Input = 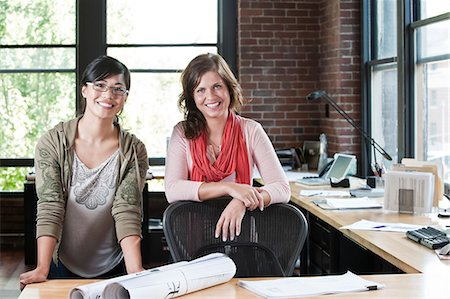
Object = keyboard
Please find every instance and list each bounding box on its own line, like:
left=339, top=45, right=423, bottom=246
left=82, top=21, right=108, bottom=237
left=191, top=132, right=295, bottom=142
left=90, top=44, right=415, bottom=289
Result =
left=406, top=226, right=450, bottom=249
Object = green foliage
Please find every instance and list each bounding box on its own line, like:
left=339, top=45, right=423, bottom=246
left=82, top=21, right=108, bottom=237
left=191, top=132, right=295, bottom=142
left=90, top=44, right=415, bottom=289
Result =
left=0, top=0, right=75, bottom=191
left=0, top=168, right=29, bottom=191
left=0, top=1, right=8, bottom=39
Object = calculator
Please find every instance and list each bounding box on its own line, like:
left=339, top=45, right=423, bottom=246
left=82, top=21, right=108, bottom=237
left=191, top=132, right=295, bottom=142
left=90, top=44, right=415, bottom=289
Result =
left=406, top=226, right=450, bottom=249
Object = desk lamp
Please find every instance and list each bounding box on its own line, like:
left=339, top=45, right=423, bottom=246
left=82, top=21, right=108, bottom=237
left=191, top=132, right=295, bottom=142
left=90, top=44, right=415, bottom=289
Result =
left=306, top=90, right=392, bottom=177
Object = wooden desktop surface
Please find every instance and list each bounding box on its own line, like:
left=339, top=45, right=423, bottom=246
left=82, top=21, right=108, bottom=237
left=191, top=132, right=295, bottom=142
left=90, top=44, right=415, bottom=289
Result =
left=20, top=173, right=450, bottom=298
left=289, top=180, right=450, bottom=275
left=18, top=274, right=450, bottom=299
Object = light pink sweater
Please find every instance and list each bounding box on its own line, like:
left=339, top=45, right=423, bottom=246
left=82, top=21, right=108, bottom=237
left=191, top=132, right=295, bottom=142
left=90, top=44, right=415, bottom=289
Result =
left=164, top=116, right=291, bottom=204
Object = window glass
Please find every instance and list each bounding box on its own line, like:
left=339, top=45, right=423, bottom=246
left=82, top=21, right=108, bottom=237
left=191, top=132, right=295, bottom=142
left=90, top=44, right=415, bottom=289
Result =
left=416, top=20, right=450, bottom=60
left=0, top=73, right=76, bottom=159
left=108, top=46, right=217, bottom=70
left=375, top=0, right=397, bottom=59
left=107, top=0, right=219, bottom=158
left=0, top=48, right=75, bottom=70
left=0, top=0, right=75, bottom=44
left=107, top=0, right=218, bottom=44
left=371, top=64, right=398, bottom=170
left=0, top=0, right=76, bottom=191
left=0, top=0, right=222, bottom=191
left=120, top=73, right=183, bottom=157
left=415, top=60, right=450, bottom=183
left=419, top=0, right=450, bottom=19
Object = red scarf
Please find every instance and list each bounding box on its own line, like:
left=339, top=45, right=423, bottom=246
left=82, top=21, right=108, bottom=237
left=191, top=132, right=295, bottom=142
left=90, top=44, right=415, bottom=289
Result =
left=190, top=112, right=251, bottom=184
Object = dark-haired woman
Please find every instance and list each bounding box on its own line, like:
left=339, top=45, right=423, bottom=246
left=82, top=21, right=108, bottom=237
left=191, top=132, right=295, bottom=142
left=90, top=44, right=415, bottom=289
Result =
left=165, top=53, right=290, bottom=242
left=20, top=55, right=148, bottom=289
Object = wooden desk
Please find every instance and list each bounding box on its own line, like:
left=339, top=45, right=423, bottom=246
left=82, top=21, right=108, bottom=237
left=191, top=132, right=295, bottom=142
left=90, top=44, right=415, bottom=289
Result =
left=18, top=273, right=450, bottom=298
left=290, top=181, right=450, bottom=275
left=148, top=165, right=165, bottom=180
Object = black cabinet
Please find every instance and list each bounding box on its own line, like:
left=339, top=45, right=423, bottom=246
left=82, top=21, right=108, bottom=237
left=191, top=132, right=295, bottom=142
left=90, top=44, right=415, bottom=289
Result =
left=308, top=214, right=340, bottom=274
left=24, top=181, right=37, bottom=265
left=141, top=184, right=170, bottom=265
left=297, top=206, right=403, bottom=275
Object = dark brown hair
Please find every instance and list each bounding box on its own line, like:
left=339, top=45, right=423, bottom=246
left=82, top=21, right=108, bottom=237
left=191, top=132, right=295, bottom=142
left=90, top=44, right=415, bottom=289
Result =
left=78, top=55, right=130, bottom=116
left=178, top=53, right=243, bottom=139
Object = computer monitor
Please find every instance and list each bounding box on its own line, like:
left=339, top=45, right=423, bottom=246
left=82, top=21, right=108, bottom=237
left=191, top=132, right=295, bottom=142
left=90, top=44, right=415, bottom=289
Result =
left=325, top=153, right=356, bottom=180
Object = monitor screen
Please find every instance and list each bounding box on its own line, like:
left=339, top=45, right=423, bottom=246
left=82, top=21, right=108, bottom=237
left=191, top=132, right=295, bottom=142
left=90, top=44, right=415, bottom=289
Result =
left=326, top=154, right=355, bottom=180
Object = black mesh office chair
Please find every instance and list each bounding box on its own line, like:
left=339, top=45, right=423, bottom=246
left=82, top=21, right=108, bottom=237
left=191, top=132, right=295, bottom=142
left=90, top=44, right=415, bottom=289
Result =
left=163, top=197, right=308, bottom=277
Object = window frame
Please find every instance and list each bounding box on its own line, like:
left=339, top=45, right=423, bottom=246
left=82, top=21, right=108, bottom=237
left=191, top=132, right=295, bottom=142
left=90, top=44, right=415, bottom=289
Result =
left=362, top=0, right=450, bottom=186
left=0, top=0, right=236, bottom=172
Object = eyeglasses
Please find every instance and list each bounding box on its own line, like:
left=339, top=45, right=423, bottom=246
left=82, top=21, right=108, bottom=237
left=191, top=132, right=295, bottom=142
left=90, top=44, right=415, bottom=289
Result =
left=86, top=82, right=129, bottom=96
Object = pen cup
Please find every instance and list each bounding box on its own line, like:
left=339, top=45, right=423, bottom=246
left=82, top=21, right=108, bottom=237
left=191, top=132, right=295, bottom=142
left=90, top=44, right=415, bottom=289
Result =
left=367, top=176, right=384, bottom=188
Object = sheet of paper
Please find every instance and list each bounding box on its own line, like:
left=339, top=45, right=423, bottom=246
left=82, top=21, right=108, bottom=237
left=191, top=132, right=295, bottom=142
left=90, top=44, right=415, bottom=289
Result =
left=340, top=219, right=425, bottom=232
left=384, top=170, right=434, bottom=213
left=238, top=271, right=384, bottom=299
left=300, top=190, right=350, bottom=197
left=324, top=197, right=382, bottom=209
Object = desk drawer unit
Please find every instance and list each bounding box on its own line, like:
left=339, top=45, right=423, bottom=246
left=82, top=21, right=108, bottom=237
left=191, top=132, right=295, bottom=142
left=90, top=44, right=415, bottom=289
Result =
left=308, top=214, right=339, bottom=274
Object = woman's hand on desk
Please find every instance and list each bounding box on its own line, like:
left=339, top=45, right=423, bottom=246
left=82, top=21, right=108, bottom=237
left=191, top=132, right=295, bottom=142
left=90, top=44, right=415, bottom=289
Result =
left=19, top=266, right=48, bottom=290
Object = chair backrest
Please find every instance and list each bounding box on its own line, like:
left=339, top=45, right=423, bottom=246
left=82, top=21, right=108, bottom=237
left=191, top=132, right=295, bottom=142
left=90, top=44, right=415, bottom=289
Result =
left=163, top=198, right=308, bottom=277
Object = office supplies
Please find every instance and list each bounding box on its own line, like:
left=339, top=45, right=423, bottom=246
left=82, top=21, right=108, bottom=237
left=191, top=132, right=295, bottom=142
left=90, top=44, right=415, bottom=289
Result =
left=238, top=271, right=384, bottom=299
left=290, top=147, right=306, bottom=170
left=384, top=171, right=434, bottom=214
left=297, top=153, right=356, bottom=186
left=300, top=190, right=350, bottom=197
left=312, top=197, right=382, bottom=210
left=393, top=159, right=443, bottom=207
left=317, top=133, right=328, bottom=173
left=330, top=177, right=350, bottom=187
left=438, top=193, right=450, bottom=217
left=306, top=90, right=392, bottom=177
left=366, top=176, right=384, bottom=188
left=275, top=148, right=296, bottom=167
left=406, top=226, right=450, bottom=249
left=438, top=243, right=450, bottom=255
left=340, top=219, right=424, bottom=232
left=350, top=187, right=384, bottom=198
left=303, top=140, right=321, bottom=170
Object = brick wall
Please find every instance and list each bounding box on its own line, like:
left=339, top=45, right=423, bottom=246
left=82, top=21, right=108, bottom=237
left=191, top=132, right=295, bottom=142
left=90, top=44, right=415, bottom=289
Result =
left=238, top=0, right=361, bottom=160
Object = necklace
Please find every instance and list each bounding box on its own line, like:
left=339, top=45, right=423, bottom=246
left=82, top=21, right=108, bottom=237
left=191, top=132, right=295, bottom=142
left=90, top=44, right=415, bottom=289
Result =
left=209, top=139, right=221, bottom=154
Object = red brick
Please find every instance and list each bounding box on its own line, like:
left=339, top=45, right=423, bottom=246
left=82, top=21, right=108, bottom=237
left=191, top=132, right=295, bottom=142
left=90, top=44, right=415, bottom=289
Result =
left=238, top=0, right=361, bottom=151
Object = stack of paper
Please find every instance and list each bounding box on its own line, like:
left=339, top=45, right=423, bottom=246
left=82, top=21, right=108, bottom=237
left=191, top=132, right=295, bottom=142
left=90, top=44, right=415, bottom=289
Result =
left=312, top=197, right=382, bottom=210
left=238, top=271, right=384, bottom=298
left=340, top=219, right=425, bottom=232
left=384, top=170, right=434, bottom=213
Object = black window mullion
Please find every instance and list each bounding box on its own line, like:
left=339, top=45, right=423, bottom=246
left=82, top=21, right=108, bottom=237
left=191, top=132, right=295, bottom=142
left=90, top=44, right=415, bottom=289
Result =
left=404, top=0, right=415, bottom=158
left=218, top=0, right=237, bottom=76
left=76, top=0, right=107, bottom=114
left=361, top=0, right=372, bottom=176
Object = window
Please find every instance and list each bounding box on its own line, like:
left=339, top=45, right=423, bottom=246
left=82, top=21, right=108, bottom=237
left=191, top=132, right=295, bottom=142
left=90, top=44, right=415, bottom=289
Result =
left=363, top=1, right=450, bottom=184
left=363, top=0, right=398, bottom=174
left=106, top=0, right=218, bottom=157
left=0, top=0, right=235, bottom=191
left=0, top=0, right=76, bottom=190
left=414, top=17, right=450, bottom=182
